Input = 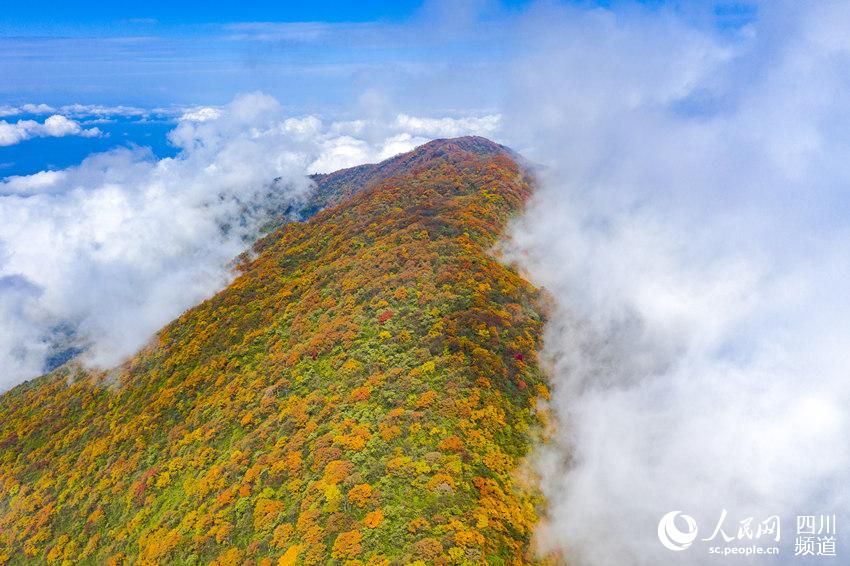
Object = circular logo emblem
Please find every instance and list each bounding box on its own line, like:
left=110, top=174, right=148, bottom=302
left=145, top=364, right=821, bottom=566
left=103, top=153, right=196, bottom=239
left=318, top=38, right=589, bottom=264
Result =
left=658, top=511, right=698, bottom=551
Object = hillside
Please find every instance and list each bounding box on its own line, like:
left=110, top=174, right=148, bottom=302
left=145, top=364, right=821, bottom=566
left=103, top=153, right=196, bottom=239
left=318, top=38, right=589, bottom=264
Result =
left=0, top=139, right=550, bottom=565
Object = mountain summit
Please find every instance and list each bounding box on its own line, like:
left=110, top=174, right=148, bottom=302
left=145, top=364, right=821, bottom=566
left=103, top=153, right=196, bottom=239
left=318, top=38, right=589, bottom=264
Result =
left=0, top=138, right=550, bottom=564
left=306, top=136, right=517, bottom=212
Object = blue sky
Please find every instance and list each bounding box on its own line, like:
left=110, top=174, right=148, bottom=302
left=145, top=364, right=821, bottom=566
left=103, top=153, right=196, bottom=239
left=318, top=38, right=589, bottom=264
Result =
left=0, top=0, right=542, bottom=175
left=0, top=0, right=757, bottom=177
left=1, top=1, right=447, bottom=27
left=0, top=1, right=527, bottom=109
left=0, top=1, right=753, bottom=108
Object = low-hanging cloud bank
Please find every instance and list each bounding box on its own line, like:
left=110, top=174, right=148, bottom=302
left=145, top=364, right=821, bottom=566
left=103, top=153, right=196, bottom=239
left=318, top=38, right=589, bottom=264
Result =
left=0, top=94, right=313, bottom=387
left=0, top=92, right=500, bottom=390
left=501, top=2, right=850, bottom=564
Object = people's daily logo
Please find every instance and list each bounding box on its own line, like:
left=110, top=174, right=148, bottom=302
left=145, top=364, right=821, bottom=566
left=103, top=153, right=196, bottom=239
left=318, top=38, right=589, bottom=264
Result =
left=657, top=511, right=698, bottom=551
left=657, top=510, right=837, bottom=558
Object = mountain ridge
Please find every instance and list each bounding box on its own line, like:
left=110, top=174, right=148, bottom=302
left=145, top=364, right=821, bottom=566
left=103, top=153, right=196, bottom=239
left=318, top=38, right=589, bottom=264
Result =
left=0, top=137, right=551, bottom=565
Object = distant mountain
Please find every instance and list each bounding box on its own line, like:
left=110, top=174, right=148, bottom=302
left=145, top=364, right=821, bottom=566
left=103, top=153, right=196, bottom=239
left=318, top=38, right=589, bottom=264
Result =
left=0, top=138, right=550, bottom=564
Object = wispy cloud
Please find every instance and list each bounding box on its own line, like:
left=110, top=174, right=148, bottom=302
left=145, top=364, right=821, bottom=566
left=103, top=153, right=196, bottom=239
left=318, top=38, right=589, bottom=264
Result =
left=125, top=18, right=158, bottom=26
left=0, top=102, right=155, bottom=119
left=221, top=21, right=343, bottom=42
left=0, top=103, right=56, bottom=116
left=58, top=103, right=150, bottom=118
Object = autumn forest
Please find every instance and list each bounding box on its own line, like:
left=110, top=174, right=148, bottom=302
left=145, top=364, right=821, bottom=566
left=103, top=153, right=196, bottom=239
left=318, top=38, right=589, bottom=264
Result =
left=0, top=138, right=554, bottom=565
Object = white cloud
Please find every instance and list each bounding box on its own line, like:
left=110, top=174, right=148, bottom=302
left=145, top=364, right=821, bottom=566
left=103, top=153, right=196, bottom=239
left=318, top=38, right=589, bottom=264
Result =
left=22, top=103, right=57, bottom=114
left=0, top=102, right=166, bottom=120
left=42, top=115, right=97, bottom=137
left=0, top=170, right=67, bottom=195
left=308, top=113, right=501, bottom=172
left=378, top=133, right=426, bottom=161
left=178, top=106, right=223, bottom=122
left=395, top=113, right=500, bottom=138
left=307, top=135, right=372, bottom=173
left=499, top=3, right=850, bottom=564
left=0, top=103, right=56, bottom=117
left=0, top=94, right=312, bottom=388
left=58, top=103, right=149, bottom=118
left=0, top=93, right=498, bottom=390
left=0, top=276, right=50, bottom=383
left=0, top=115, right=101, bottom=146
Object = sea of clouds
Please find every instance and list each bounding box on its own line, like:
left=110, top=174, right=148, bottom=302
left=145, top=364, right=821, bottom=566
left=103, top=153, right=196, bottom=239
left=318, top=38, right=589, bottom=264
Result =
left=500, top=1, right=850, bottom=564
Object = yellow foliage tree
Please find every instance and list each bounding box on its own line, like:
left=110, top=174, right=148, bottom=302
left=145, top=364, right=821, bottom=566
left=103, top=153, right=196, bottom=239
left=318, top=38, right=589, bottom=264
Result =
left=331, top=530, right=363, bottom=559
left=347, top=483, right=373, bottom=508
left=363, top=509, right=384, bottom=528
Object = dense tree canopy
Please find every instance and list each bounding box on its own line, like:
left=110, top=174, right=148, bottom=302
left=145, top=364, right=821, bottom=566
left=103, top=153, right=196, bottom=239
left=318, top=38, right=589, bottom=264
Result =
left=0, top=138, right=551, bottom=564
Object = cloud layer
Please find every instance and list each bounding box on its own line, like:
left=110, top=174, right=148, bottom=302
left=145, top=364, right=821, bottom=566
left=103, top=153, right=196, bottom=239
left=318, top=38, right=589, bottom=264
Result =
left=0, top=92, right=501, bottom=389
left=0, top=115, right=101, bottom=146
left=500, top=2, right=850, bottom=564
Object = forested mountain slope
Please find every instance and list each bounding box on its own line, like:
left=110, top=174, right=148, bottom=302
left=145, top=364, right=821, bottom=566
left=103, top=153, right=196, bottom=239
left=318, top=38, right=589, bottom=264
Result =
left=0, top=138, right=550, bottom=565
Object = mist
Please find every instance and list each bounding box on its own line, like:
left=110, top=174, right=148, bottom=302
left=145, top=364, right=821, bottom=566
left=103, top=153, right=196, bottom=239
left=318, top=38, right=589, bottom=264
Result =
left=500, top=2, right=850, bottom=564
